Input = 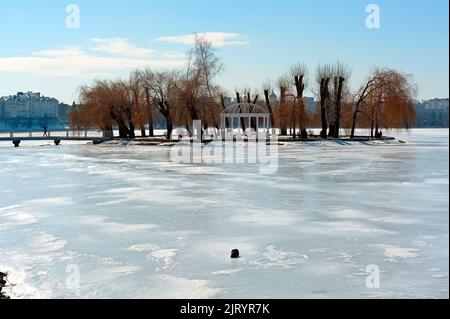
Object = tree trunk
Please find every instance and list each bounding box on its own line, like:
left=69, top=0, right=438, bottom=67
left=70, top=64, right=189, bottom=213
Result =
left=145, top=88, right=155, bottom=137
left=350, top=105, right=359, bottom=139
left=110, top=107, right=129, bottom=138
left=236, top=92, right=246, bottom=132
left=375, top=106, right=381, bottom=138
left=320, top=78, right=330, bottom=139
left=333, top=77, right=345, bottom=138
left=294, top=75, right=308, bottom=139
left=126, top=107, right=135, bottom=139
left=328, top=124, right=335, bottom=138
left=166, top=113, right=173, bottom=140
left=280, top=87, right=287, bottom=136
left=264, top=90, right=275, bottom=128
left=220, top=95, right=230, bottom=128
left=117, top=120, right=129, bottom=138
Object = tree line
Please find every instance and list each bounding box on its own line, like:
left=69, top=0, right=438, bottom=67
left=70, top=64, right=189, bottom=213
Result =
left=71, top=35, right=417, bottom=140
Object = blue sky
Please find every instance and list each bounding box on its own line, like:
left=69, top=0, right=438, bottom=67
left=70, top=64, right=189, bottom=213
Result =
left=0, top=0, right=448, bottom=103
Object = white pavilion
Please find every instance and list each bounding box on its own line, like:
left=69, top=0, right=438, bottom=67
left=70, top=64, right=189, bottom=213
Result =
left=220, top=102, right=272, bottom=139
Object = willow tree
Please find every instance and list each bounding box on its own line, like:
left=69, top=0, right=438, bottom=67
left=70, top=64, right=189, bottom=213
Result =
left=351, top=68, right=416, bottom=139
left=127, top=72, right=148, bottom=137
left=73, top=80, right=136, bottom=138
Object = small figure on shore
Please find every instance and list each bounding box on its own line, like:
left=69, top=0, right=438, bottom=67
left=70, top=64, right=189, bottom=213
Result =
left=231, top=249, right=240, bottom=259
left=43, top=125, right=48, bottom=138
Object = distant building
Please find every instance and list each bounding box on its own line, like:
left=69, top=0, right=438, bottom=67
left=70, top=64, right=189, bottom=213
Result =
left=415, top=98, right=449, bottom=128
left=223, top=96, right=233, bottom=107
left=303, top=97, right=316, bottom=112
left=0, top=92, right=59, bottom=119
left=58, top=102, right=77, bottom=122
left=418, top=98, right=449, bottom=110
left=0, top=92, right=72, bottom=130
left=269, top=90, right=278, bottom=103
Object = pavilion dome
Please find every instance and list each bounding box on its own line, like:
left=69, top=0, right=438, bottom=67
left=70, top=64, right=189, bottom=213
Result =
left=222, top=102, right=268, bottom=114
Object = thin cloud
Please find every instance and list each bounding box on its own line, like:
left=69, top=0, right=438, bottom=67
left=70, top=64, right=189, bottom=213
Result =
left=156, top=32, right=250, bottom=47
left=91, top=38, right=156, bottom=58
left=0, top=42, right=185, bottom=77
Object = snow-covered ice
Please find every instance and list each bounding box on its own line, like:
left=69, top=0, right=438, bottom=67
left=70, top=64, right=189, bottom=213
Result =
left=0, top=129, right=448, bottom=299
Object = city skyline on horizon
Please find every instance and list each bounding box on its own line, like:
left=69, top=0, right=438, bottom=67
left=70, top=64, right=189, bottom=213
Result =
left=0, top=0, right=448, bottom=104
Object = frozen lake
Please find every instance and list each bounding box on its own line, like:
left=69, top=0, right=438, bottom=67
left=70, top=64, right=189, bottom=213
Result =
left=0, top=129, right=448, bottom=299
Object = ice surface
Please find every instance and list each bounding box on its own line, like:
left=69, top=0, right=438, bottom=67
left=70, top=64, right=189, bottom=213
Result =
left=0, top=129, right=448, bottom=299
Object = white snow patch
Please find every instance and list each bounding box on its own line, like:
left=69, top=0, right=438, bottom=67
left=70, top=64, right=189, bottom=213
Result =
left=149, top=249, right=178, bottom=270
left=425, top=178, right=449, bottom=185
left=383, top=245, right=420, bottom=262
left=31, top=232, right=68, bottom=253
left=143, top=275, right=223, bottom=299
left=212, top=269, right=243, bottom=276
left=230, top=210, right=302, bottom=226
left=79, top=215, right=157, bottom=233
left=0, top=205, right=26, bottom=213
left=28, top=197, right=74, bottom=205
left=412, top=241, right=427, bottom=247
left=7, top=212, right=39, bottom=224
left=370, top=216, right=420, bottom=225
left=0, top=211, right=39, bottom=231
left=250, top=245, right=309, bottom=269
left=308, top=221, right=394, bottom=235
left=127, top=243, right=159, bottom=252
left=328, top=209, right=371, bottom=219
left=108, top=266, right=141, bottom=275
left=127, top=243, right=178, bottom=269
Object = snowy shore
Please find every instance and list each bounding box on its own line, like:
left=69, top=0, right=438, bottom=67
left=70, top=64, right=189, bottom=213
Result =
left=97, top=135, right=400, bottom=147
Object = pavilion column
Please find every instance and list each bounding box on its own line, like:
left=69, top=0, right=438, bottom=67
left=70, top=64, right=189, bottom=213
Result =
left=221, top=116, right=225, bottom=137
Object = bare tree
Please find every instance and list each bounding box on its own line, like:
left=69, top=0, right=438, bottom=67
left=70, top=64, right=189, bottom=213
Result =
left=329, top=62, right=351, bottom=138
left=351, top=68, right=416, bottom=139
left=193, top=34, right=224, bottom=103
left=129, top=71, right=147, bottom=137
left=277, top=76, right=290, bottom=136
left=316, top=64, right=333, bottom=138
left=139, top=69, right=179, bottom=139
left=290, top=64, right=309, bottom=139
